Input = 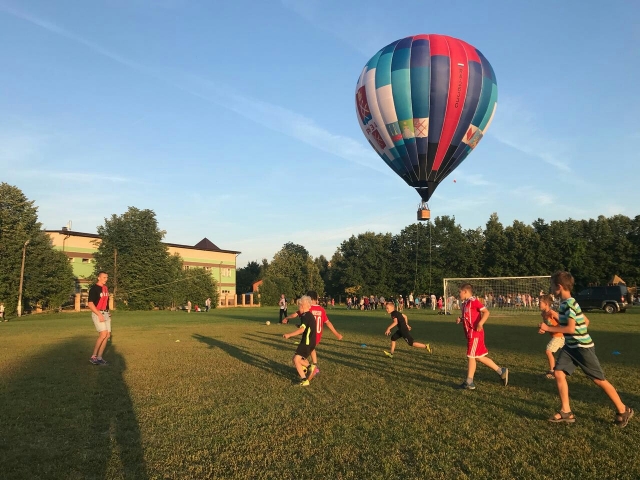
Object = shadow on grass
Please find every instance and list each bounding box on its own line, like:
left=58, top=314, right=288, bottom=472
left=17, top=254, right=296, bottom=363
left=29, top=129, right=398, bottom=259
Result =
left=243, top=331, right=638, bottom=421
left=191, top=333, right=292, bottom=380
left=1, top=338, right=147, bottom=480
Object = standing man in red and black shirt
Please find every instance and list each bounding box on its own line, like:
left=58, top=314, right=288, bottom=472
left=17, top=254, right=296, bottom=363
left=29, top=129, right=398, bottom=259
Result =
left=89, top=271, right=111, bottom=365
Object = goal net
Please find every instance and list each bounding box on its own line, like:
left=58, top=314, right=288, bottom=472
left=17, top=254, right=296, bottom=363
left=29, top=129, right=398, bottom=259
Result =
left=443, top=276, right=551, bottom=314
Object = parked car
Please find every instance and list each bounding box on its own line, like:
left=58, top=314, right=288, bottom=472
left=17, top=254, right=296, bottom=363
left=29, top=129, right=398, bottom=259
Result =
left=574, top=285, right=629, bottom=314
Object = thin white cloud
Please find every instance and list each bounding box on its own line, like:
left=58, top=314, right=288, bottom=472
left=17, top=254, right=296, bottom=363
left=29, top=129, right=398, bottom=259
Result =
left=231, top=215, right=397, bottom=264
left=489, top=96, right=572, bottom=172
left=455, top=173, right=493, bottom=186
left=510, top=186, right=554, bottom=207
left=174, top=74, right=390, bottom=175
left=1, top=4, right=386, bottom=176
left=0, top=4, right=149, bottom=73
left=13, top=169, right=135, bottom=184
left=51, top=172, right=134, bottom=183
left=602, top=203, right=627, bottom=216
left=280, top=0, right=391, bottom=57
left=430, top=192, right=493, bottom=213
left=0, top=131, right=49, bottom=166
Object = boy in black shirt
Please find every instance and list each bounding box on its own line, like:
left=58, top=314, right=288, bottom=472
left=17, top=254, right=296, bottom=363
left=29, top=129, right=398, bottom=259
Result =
left=384, top=301, right=431, bottom=357
left=283, top=296, right=317, bottom=386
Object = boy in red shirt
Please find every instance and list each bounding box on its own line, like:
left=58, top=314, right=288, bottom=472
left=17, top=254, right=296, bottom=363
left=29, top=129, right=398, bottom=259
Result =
left=457, top=284, right=508, bottom=390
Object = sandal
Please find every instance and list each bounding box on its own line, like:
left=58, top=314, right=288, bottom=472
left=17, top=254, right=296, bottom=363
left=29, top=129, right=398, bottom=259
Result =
left=615, top=407, right=634, bottom=428
left=545, top=371, right=555, bottom=379
left=549, top=411, right=576, bottom=423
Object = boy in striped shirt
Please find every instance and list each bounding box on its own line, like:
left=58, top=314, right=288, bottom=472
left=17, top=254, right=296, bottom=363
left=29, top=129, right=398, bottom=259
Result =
left=539, top=271, right=633, bottom=427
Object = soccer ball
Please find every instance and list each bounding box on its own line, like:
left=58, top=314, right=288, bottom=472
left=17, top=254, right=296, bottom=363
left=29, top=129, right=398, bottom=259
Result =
left=265, top=321, right=271, bottom=326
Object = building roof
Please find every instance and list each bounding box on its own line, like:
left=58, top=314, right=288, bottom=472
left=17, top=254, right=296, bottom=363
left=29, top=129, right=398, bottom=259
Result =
left=194, top=237, right=220, bottom=251
left=47, top=229, right=100, bottom=239
left=46, top=230, right=241, bottom=255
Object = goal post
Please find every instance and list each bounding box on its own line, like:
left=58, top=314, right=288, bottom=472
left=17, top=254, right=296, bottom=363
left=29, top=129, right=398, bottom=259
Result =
left=443, top=276, right=551, bottom=314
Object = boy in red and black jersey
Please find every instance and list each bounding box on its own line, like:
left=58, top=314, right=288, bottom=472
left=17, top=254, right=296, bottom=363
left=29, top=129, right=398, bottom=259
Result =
left=88, top=271, right=111, bottom=365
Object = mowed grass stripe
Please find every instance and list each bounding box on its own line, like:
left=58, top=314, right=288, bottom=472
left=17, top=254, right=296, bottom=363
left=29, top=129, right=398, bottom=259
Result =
left=1, top=308, right=639, bottom=479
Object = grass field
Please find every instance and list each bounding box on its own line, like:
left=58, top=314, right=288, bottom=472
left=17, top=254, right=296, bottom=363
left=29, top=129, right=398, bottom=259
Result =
left=1, top=306, right=639, bottom=479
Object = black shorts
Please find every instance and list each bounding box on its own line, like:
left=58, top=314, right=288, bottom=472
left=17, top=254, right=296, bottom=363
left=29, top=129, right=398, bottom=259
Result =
left=554, top=346, right=605, bottom=381
left=295, top=343, right=315, bottom=359
left=391, top=328, right=414, bottom=346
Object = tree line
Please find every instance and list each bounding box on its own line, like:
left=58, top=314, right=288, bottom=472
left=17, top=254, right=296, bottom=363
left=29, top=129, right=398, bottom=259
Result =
left=239, top=213, right=640, bottom=304
left=2, top=182, right=637, bottom=312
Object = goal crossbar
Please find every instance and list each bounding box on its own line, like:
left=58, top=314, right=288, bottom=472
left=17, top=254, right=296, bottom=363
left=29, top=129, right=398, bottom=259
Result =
left=443, top=275, right=551, bottom=314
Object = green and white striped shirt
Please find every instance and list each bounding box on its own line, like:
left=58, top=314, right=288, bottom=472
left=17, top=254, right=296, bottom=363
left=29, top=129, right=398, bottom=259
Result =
left=558, top=297, right=593, bottom=348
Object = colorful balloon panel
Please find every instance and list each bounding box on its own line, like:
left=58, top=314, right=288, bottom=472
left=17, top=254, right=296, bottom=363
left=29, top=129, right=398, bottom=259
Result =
left=355, top=34, right=498, bottom=202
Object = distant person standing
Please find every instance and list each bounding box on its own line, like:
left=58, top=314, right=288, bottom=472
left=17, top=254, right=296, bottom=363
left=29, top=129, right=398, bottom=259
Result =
left=431, top=294, right=437, bottom=311
left=89, top=271, right=111, bottom=366
left=205, top=297, right=211, bottom=312
left=0, top=302, right=5, bottom=321
left=279, top=294, right=288, bottom=323
left=187, top=300, right=192, bottom=313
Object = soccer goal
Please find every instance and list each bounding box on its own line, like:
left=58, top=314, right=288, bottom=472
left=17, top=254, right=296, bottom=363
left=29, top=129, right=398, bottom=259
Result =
left=443, top=276, right=551, bottom=314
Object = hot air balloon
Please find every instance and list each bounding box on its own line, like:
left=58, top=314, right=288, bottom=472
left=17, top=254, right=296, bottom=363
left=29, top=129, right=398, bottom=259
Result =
left=355, top=34, right=497, bottom=220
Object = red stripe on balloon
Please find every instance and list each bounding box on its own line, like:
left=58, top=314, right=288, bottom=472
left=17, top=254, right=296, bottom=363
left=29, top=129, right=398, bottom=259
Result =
left=432, top=37, right=469, bottom=171
left=428, top=34, right=449, bottom=56
left=460, top=39, right=481, bottom=64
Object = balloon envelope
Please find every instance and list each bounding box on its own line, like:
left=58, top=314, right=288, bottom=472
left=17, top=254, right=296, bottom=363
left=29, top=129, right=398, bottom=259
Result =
left=355, top=34, right=497, bottom=202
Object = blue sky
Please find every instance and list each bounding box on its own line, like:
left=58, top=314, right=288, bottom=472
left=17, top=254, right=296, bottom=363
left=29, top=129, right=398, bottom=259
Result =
left=2, top=0, right=639, bottom=267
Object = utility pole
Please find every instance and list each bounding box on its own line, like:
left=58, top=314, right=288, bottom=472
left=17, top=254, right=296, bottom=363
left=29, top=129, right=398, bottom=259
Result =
left=17, top=239, right=30, bottom=317
left=113, top=248, right=118, bottom=309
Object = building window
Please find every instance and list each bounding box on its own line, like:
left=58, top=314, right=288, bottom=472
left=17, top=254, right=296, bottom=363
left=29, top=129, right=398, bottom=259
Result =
left=184, top=265, right=190, bottom=270
left=222, top=268, right=231, bottom=277
left=68, top=258, right=74, bottom=263
left=82, top=258, right=90, bottom=263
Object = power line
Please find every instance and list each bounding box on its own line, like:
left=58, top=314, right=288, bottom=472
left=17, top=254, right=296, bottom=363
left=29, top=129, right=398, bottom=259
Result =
left=113, top=269, right=216, bottom=299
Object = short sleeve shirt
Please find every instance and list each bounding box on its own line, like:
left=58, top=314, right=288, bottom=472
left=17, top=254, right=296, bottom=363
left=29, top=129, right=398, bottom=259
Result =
left=88, top=283, right=109, bottom=311
left=310, top=305, right=329, bottom=344
left=461, top=297, right=485, bottom=335
left=299, top=311, right=318, bottom=347
left=558, top=297, right=593, bottom=348
left=391, top=310, right=408, bottom=331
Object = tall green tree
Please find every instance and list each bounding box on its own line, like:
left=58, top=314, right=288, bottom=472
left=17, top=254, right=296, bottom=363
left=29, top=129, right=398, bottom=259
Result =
left=483, top=213, right=509, bottom=276
left=314, top=255, right=335, bottom=296
left=503, top=220, right=540, bottom=276
left=175, top=267, right=219, bottom=308
left=236, top=260, right=262, bottom=294
left=392, top=223, right=430, bottom=296
left=331, top=232, right=394, bottom=297
left=94, top=207, right=174, bottom=310
left=260, top=243, right=324, bottom=305
left=0, top=183, right=75, bottom=314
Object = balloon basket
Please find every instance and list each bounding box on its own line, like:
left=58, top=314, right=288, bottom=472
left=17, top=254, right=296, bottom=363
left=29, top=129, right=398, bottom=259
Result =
left=417, top=207, right=431, bottom=221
